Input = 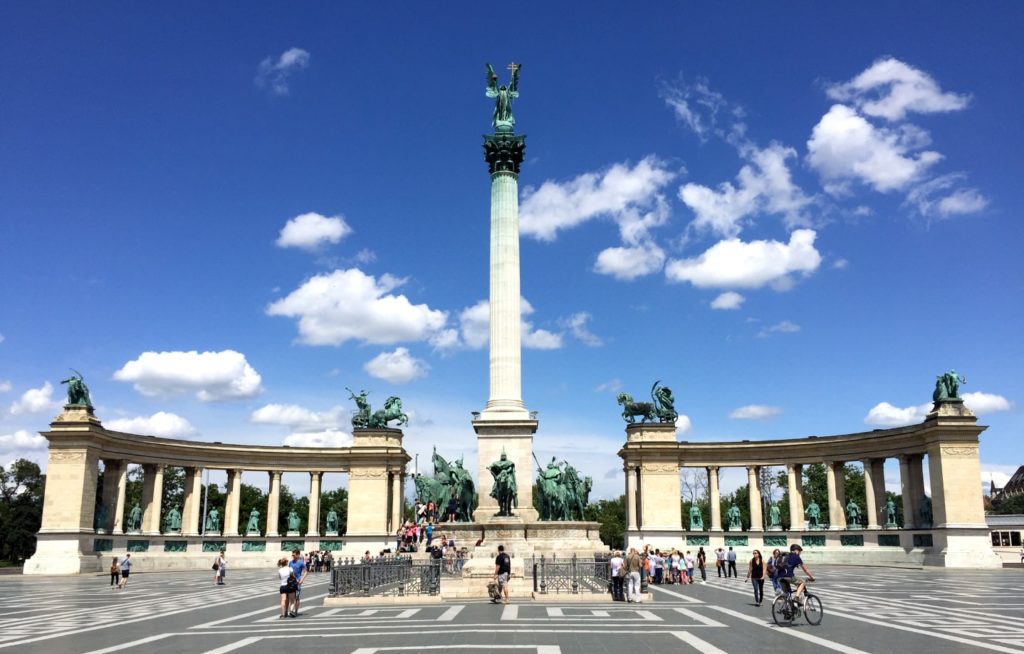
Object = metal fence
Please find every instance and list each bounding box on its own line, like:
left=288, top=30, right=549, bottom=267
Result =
left=530, top=554, right=612, bottom=595
left=329, top=556, right=442, bottom=597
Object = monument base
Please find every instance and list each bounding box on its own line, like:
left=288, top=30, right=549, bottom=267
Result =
left=768, top=526, right=784, bottom=531
left=325, top=531, right=339, bottom=537
left=472, top=417, right=539, bottom=523
left=205, top=531, right=222, bottom=537
left=286, top=531, right=301, bottom=537
left=246, top=530, right=261, bottom=537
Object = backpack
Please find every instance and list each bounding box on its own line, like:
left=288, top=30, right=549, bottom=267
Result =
left=774, top=553, right=788, bottom=573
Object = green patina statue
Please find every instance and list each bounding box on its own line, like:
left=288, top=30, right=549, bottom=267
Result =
left=689, top=504, right=704, bottom=531
left=726, top=504, right=742, bottom=530
left=845, top=500, right=861, bottom=526
left=246, top=508, right=260, bottom=534
left=919, top=495, right=933, bottom=526
left=127, top=503, right=142, bottom=532
left=205, top=507, right=221, bottom=532
left=617, top=381, right=679, bottom=424
left=933, top=370, right=966, bottom=403
left=326, top=508, right=339, bottom=533
left=287, top=510, right=301, bottom=532
left=535, top=456, right=591, bottom=521
left=489, top=450, right=517, bottom=517
left=769, top=503, right=782, bottom=528
left=164, top=504, right=182, bottom=532
left=348, top=388, right=409, bottom=429
left=805, top=500, right=822, bottom=528
left=885, top=498, right=898, bottom=527
left=61, top=369, right=92, bottom=407
left=94, top=501, right=108, bottom=531
left=486, top=62, right=520, bottom=132
left=414, top=448, right=476, bottom=521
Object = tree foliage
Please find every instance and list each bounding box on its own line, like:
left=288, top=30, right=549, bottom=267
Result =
left=991, top=494, right=1024, bottom=514
left=0, top=459, right=45, bottom=563
left=584, top=495, right=625, bottom=550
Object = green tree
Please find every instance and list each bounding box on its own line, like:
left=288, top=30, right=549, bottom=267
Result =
left=584, top=495, right=625, bottom=549
left=0, top=459, right=45, bottom=563
left=991, top=494, right=1024, bottom=514
left=320, top=488, right=348, bottom=535
left=721, top=485, right=750, bottom=530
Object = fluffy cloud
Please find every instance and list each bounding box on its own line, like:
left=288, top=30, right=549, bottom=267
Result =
left=282, top=430, right=352, bottom=448
left=729, top=404, right=782, bottom=420
left=267, top=268, right=448, bottom=346
left=106, top=412, right=197, bottom=438
left=962, top=392, right=1012, bottom=414
left=665, top=229, right=821, bottom=290
left=276, top=212, right=352, bottom=250
left=559, top=313, right=602, bottom=347
left=826, top=57, right=970, bottom=122
left=864, top=401, right=931, bottom=427
left=662, top=78, right=732, bottom=142
left=595, top=379, right=624, bottom=393
left=594, top=242, right=666, bottom=280
left=251, top=403, right=345, bottom=430
left=519, top=157, right=675, bottom=242
left=0, top=430, right=46, bottom=452
left=904, top=173, right=989, bottom=218
left=0, top=380, right=11, bottom=393
left=711, top=291, right=744, bottom=310
left=757, top=320, right=801, bottom=337
left=254, top=47, right=310, bottom=96
left=113, top=350, right=263, bottom=401
left=680, top=143, right=812, bottom=236
left=363, top=348, right=429, bottom=384
left=807, top=104, right=942, bottom=193
left=440, top=298, right=564, bottom=351
left=675, top=414, right=693, bottom=435
left=9, top=382, right=60, bottom=415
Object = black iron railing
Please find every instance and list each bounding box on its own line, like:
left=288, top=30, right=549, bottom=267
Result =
left=531, top=554, right=611, bottom=595
left=329, top=556, right=442, bottom=597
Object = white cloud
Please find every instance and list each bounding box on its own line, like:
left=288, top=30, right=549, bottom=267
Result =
left=282, top=430, right=352, bottom=448
left=0, top=430, right=46, bottom=453
left=275, top=212, right=352, bottom=250
left=826, top=57, right=970, bottom=122
left=711, top=291, right=744, bottom=310
left=519, top=156, right=675, bottom=242
left=905, top=173, right=989, bottom=218
left=522, top=328, right=564, bottom=350
left=675, top=414, right=693, bottom=435
left=267, top=268, right=448, bottom=346
left=661, top=78, right=731, bottom=142
left=9, top=382, right=60, bottom=415
left=757, top=320, right=801, bottom=337
left=106, top=412, right=197, bottom=438
left=680, top=143, right=813, bottom=237
left=665, top=229, right=822, bottom=290
left=833, top=258, right=849, bottom=270
left=363, top=348, right=429, bottom=384
left=864, top=401, right=931, bottom=427
left=440, top=298, right=564, bottom=351
left=353, top=249, right=377, bottom=265
left=962, top=392, right=1012, bottom=415
left=254, top=47, right=310, bottom=96
left=729, top=404, right=782, bottom=420
left=0, top=380, right=11, bottom=393
left=251, top=403, right=345, bottom=430
left=983, top=464, right=1019, bottom=491
left=595, top=379, right=624, bottom=393
left=807, top=104, right=942, bottom=193
left=560, top=312, right=602, bottom=347
left=0, top=333, right=4, bottom=344
left=594, top=241, right=666, bottom=280
left=113, top=350, right=263, bottom=401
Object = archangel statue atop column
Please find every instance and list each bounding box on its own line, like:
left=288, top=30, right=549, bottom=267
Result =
left=486, top=62, right=520, bottom=132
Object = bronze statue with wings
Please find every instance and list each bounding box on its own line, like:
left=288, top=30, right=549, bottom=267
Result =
left=486, top=62, right=520, bottom=131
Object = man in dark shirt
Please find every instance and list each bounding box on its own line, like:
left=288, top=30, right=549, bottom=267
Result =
left=778, top=544, right=815, bottom=603
left=494, top=545, right=511, bottom=604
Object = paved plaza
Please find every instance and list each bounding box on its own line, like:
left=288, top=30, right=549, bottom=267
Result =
left=0, top=565, right=1020, bottom=654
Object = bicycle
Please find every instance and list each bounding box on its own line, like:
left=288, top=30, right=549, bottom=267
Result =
left=771, top=580, right=823, bottom=626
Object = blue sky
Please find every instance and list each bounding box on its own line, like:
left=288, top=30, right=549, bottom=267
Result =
left=2, top=2, right=1021, bottom=500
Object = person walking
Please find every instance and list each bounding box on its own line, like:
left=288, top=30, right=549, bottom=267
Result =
left=697, top=547, right=707, bottom=583
left=109, top=556, right=120, bottom=588
left=651, top=549, right=664, bottom=584
left=715, top=547, right=725, bottom=577
left=625, top=547, right=643, bottom=603
left=746, top=549, right=766, bottom=606
left=288, top=549, right=308, bottom=616
left=215, top=550, right=227, bottom=585
left=277, top=558, right=297, bottom=619
left=726, top=547, right=738, bottom=578
left=684, top=551, right=695, bottom=584
left=609, top=550, right=625, bottom=601
left=493, top=545, right=511, bottom=604
left=767, top=548, right=784, bottom=596
left=117, top=553, right=132, bottom=589
left=669, top=550, right=681, bottom=584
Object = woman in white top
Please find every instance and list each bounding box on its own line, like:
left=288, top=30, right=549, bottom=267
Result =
left=670, top=551, right=681, bottom=584
left=277, top=558, right=296, bottom=618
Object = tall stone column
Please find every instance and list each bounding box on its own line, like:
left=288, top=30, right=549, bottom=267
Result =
left=390, top=471, right=403, bottom=533
left=625, top=465, right=638, bottom=530
left=708, top=466, right=722, bottom=531
left=266, top=471, right=282, bottom=537
left=862, top=458, right=880, bottom=529
left=787, top=464, right=802, bottom=530
left=100, top=459, right=123, bottom=532
left=112, top=462, right=128, bottom=534
left=140, top=464, right=164, bottom=535
left=224, top=469, right=242, bottom=537
left=182, top=467, right=202, bottom=536
left=909, top=454, right=927, bottom=525
left=747, top=466, right=763, bottom=531
left=307, top=472, right=322, bottom=537
left=825, top=461, right=842, bottom=530
left=899, top=455, right=917, bottom=529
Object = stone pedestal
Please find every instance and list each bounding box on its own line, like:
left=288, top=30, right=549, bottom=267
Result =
left=286, top=531, right=300, bottom=537
left=472, top=418, right=539, bottom=522
left=205, top=531, right=222, bottom=537
left=325, top=531, right=339, bottom=537
left=246, top=530, right=261, bottom=537
left=768, top=526, right=783, bottom=532
left=165, top=529, right=182, bottom=536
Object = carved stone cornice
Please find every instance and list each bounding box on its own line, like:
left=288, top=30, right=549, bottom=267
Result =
left=483, top=133, right=526, bottom=174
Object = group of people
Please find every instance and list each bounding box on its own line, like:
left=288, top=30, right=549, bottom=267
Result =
left=302, top=550, right=335, bottom=573
left=107, top=553, right=132, bottom=589
left=744, top=545, right=815, bottom=607
left=275, top=549, right=310, bottom=619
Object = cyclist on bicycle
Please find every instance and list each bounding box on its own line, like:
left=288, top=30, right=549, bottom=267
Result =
left=778, top=544, right=815, bottom=604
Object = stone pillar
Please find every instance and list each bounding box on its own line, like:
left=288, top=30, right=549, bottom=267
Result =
left=826, top=462, right=846, bottom=530
left=708, top=466, right=722, bottom=531
left=266, top=471, right=282, bottom=537
left=182, top=467, right=202, bottom=536
left=140, top=464, right=164, bottom=535
left=100, top=459, right=123, bottom=532
left=625, top=464, right=638, bottom=530
left=479, top=132, right=529, bottom=421
left=909, top=454, right=927, bottom=525
left=307, top=471, right=322, bottom=537
left=794, top=464, right=805, bottom=525
left=39, top=446, right=102, bottom=533
left=390, top=470, right=403, bottom=533
left=472, top=418, right=539, bottom=521
left=224, top=469, right=242, bottom=537
left=787, top=464, right=802, bottom=530
left=346, top=429, right=409, bottom=548
left=899, top=455, right=917, bottom=529
left=747, top=466, right=763, bottom=532
left=863, top=458, right=880, bottom=529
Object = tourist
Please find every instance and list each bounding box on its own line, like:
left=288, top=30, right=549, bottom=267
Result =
left=625, top=547, right=643, bottom=603
left=697, top=546, right=707, bottom=583
left=277, top=558, right=297, bottom=619
left=289, top=548, right=308, bottom=617
left=109, top=556, right=119, bottom=588
left=215, top=549, right=227, bottom=585
left=493, top=545, right=511, bottom=604
left=726, top=547, right=737, bottom=577
left=426, top=522, right=434, bottom=548
left=651, top=549, right=664, bottom=584
left=684, top=550, right=695, bottom=584
left=445, top=496, right=457, bottom=522
left=767, top=548, right=784, bottom=595
left=779, top=544, right=815, bottom=605
left=715, top=547, right=725, bottom=576
left=609, top=550, right=624, bottom=601
left=117, top=552, right=132, bottom=589
left=414, top=498, right=424, bottom=524
left=746, top=549, right=766, bottom=606
left=426, top=501, right=438, bottom=524
left=363, top=550, right=372, bottom=563
left=670, top=550, right=681, bottom=584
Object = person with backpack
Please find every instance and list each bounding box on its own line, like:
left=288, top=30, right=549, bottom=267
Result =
left=768, top=548, right=785, bottom=595
left=277, top=558, right=298, bottom=618
left=697, top=547, right=707, bottom=583
left=109, top=556, right=119, bottom=588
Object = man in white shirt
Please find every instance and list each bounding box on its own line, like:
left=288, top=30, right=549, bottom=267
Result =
left=609, top=550, right=625, bottom=601
left=716, top=548, right=726, bottom=577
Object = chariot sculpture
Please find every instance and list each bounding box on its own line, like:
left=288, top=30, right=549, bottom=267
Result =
left=617, top=380, right=678, bottom=424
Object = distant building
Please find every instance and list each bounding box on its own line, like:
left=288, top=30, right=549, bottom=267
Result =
left=991, top=466, right=1024, bottom=502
